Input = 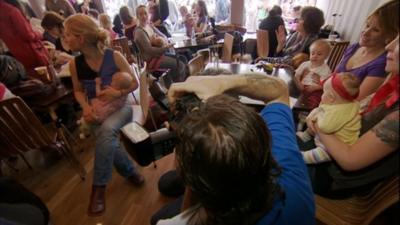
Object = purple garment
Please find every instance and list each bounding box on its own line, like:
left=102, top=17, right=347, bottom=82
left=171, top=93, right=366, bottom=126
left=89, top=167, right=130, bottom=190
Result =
left=335, top=44, right=387, bottom=82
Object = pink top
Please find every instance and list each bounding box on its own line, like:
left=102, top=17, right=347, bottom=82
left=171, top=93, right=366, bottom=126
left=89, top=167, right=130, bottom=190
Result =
left=91, top=97, right=126, bottom=123
left=108, top=28, right=117, bottom=40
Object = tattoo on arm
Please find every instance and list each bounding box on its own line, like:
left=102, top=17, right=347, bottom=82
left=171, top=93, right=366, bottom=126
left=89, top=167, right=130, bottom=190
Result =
left=243, top=74, right=285, bottom=102
left=371, top=111, right=399, bottom=148
left=245, top=74, right=280, bottom=90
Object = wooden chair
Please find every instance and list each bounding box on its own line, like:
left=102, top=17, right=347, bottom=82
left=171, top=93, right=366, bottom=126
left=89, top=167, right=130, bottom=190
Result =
left=315, top=176, right=399, bottom=225
left=188, top=54, right=205, bottom=76
left=327, top=40, right=350, bottom=71
left=221, top=33, right=234, bottom=63
left=256, top=29, right=269, bottom=59
left=131, top=63, right=152, bottom=126
left=112, top=37, right=135, bottom=64
left=130, top=40, right=145, bottom=68
left=0, top=97, right=86, bottom=179
left=197, top=48, right=210, bottom=66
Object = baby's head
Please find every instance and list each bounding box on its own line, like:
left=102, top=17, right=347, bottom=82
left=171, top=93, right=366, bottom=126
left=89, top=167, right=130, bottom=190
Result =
left=151, top=36, right=165, bottom=47
left=179, top=5, right=189, bottom=17
left=321, top=72, right=360, bottom=104
left=309, top=39, right=331, bottom=65
left=111, top=72, right=133, bottom=90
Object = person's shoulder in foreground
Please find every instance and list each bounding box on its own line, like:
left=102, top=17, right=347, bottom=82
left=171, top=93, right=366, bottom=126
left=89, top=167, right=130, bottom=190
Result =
left=257, top=102, right=315, bottom=225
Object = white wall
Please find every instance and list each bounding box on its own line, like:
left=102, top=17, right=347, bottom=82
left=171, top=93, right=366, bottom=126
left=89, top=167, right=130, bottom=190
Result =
left=316, top=0, right=391, bottom=43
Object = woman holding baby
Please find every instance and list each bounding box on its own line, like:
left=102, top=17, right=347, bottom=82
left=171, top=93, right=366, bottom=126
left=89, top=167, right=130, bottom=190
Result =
left=65, top=14, right=144, bottom=217
left=134, top=5, right=187, bottom=84
left=303, top=0, right=399, bottom=199
left=334, top=0, right=398, bottom=101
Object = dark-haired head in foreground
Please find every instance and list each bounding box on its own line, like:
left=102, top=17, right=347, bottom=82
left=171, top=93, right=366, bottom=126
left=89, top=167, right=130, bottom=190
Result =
left=175, top=94, right=282, bottom=225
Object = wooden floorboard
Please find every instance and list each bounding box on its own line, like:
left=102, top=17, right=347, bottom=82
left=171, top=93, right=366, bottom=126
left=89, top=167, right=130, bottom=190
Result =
left=2, top=134, right=176, bottom=225
left=2, top=130, right=395, bottom=225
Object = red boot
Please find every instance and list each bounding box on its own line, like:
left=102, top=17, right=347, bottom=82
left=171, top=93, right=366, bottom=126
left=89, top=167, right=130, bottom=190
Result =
left=87, top=185, right=106, bottom=217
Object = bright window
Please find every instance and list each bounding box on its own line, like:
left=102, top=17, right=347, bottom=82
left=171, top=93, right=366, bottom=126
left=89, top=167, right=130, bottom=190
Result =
left=103, top=0, right=231, bottom=23
left=244, top=0, right=316, bottom=32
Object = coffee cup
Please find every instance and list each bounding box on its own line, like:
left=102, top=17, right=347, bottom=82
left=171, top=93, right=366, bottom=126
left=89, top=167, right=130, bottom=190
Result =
left=329, top=34, right=338, bottom=41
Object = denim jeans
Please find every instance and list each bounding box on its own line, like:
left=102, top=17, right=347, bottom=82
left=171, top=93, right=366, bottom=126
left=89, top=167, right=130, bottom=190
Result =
left=93, top=104, right=136, bottom=186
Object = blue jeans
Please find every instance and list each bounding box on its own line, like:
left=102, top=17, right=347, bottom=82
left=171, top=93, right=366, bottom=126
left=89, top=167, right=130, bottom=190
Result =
left=93, top=104, right=136, bottom=186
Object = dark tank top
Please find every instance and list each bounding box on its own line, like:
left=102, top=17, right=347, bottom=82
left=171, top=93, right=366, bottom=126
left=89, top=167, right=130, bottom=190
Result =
left=74, top=49, right=118, bottom=99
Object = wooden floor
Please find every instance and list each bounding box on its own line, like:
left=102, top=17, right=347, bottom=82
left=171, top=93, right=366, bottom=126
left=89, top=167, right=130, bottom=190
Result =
left=2, top=134, right=177, bottom=225
left=2, top=129, right=395, bottom=225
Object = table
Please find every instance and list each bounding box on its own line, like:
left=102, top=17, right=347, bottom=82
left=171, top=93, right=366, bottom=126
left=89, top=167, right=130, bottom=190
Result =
left=27, top=84, right=73, bottom=121
left=173, top=38, right=216, bottom=50
left=172, top=37, right=218, bottom=73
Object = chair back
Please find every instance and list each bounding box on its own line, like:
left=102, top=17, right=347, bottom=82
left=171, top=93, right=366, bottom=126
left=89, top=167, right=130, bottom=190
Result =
left=138, top=63, right=150, bottom=123
left=327, top=40, right=350, bottom=71
left=188, top=55, right=205, bottom=76
left=0, top=97, right=52, bottom=153
left=0, top=97, right=86, bottom=178
left=112, top=37, right=135, bottom=64
left=256, top=29, right=269, bottom=58
left=315, top=175, right=399, bottom=225
left=197, top=48, right=210, bottom=65
left=130, top=62, right=151, bottom=126
left=130, top=40, right=145, bottom=68
left=222, top=33, right=234, bottom=63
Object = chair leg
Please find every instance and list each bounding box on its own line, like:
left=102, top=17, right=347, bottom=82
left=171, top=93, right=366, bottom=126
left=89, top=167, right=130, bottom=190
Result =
left=2, top=159, right=20, bottom=172
left=61, top=124, right=84, bottom=153
left=17, top=152, right=33, bottom=170
left=56, top=125, right=87, bottom=180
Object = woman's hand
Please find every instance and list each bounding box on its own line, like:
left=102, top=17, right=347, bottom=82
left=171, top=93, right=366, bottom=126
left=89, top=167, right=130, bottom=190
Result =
left=82, top=104, right=96, bottom=123
left=98, top=86, right=122, bottom=101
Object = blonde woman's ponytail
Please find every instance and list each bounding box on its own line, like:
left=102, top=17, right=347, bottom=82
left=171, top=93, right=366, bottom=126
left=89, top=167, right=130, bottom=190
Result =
left=97, top=28, right=110, bottom=51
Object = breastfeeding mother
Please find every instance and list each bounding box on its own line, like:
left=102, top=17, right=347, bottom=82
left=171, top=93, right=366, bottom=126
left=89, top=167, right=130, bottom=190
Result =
left=65, top=14, right=144, bottom=217
left=335, top=0, right=398, bottom=100
left=134, top=5, right=186, bottom=83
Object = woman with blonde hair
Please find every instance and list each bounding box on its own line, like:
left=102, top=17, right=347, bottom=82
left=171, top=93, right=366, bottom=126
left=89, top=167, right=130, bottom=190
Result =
left=64, top=14, right=144, bottom=217
left=99, top=13, right=117, bottom=40
left=134, top=5, right=186, bottom=83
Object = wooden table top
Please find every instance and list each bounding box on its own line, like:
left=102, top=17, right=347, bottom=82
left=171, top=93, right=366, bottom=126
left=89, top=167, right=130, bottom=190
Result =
left=173, top=38, right=216, bottom=50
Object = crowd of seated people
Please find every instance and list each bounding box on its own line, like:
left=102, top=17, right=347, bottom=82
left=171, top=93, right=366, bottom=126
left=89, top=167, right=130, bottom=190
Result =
left=0, top=0, right=398, bottom=224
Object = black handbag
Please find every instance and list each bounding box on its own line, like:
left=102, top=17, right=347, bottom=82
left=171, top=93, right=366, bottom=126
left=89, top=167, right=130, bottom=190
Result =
left=121, top=122, right=176, bottom=167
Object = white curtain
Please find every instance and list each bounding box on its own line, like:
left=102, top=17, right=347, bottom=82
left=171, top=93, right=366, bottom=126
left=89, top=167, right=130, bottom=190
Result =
left=316, top=0, right=391, bottom=43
